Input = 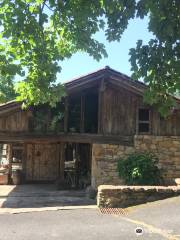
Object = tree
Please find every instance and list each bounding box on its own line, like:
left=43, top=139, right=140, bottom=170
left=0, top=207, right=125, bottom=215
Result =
left=1, top=0, right=130, bottom=106
left=0, top=75, right=16, bottom=103
left=129, top=0, right=180, bottom=116
left=0, top=0, right=179, bottom=114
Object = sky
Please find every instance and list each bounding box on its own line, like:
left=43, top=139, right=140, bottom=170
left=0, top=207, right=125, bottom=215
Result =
left=58, top=16, right=153, bottom=83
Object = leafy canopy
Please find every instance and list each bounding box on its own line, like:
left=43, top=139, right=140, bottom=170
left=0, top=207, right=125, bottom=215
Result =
left=129, top=0, right=180, bottom=116
left=0, top=75, right=16, bottom=103
left=1, top=0, right=134, bottom=106
left=0, top=0, right=179, bottom=113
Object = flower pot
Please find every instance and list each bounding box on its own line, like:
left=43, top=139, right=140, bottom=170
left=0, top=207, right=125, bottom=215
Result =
left=0, top=174, right=9, bottom=185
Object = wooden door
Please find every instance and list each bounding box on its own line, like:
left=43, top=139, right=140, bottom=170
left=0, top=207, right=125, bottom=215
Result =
left=26, top=143, right=60, bottom=181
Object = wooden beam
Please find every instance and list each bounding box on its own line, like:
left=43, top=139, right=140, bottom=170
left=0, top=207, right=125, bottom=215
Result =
left=98, top=78, right=105, bottom=134
left=65, top=74, right=104, bottom=91
left=64, top=97, right=68, bottom=133
left=109, top=77, right=144, bottom=96
left=59, top=143, right=64, bottom=180
left=80, top=95, right=85, bottom=133
left=32, top=144, right=35, bottom=181
left=8, top=143, right=13, bottom=184
left=22, top=143, right=27, bottom=179
left=0, top=133, right=134, bottom=145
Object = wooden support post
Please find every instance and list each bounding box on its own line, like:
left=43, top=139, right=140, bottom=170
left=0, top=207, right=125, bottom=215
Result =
left=64, top=97, right=68, bottom=133
left=32, top=144, right=35, bottom=181
left=59, top=143, right=64, bottom=180
left=22, top=143, right=27, bottom=181
left=98, top=78, right=105, bottom=134
left=80, top=95, right=85, bottom=133
left=8, top=143, right=13, bottom=184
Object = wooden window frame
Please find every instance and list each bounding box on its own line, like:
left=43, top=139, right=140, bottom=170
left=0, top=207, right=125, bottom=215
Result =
left=137, top=108, right=151, bottom=135
left=12, top=144, right=23, bottom=163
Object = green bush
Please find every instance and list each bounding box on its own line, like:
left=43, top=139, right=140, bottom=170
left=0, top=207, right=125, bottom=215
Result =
left=117, top=152, right=162, bottom=185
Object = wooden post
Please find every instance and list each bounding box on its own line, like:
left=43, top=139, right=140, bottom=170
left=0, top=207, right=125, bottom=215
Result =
left=64, top=97, right=68, bottom=133
left=59, top=142, right=64, bottom=180
left=80, top=95, right=85, bottom=133
left=8, top=143, right=13, bottom=184
left=98, top=78, right=105, bottom=134
left=32, top=144, right=35, bottom=181
left=22, top=143, right=27, bottom=182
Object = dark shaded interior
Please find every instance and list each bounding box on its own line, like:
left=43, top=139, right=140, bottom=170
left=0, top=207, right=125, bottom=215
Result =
left=68, top=88, right=98, bottom=134
left=64, top=143, right=91, bottom=189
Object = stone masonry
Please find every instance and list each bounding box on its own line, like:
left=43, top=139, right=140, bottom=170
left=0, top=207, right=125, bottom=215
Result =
left=91, top=135, right=180, bottom=188
left=97, top=185, right=180, bottom=208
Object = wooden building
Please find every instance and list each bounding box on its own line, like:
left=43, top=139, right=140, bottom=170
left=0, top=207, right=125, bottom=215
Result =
left=0, top=66, right=180, bottom=187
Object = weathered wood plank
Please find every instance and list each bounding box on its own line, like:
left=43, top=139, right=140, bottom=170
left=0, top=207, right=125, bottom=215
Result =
left=64, top=97, right=68, bottom=133
left=80, top=95, right=85, bottom=133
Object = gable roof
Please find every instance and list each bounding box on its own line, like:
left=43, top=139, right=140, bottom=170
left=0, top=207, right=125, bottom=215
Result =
left=65, top=66, right=146, bottom=95
left=0, top=100, right=22, bottom=116
left=0, top=66, right=179, bottom=113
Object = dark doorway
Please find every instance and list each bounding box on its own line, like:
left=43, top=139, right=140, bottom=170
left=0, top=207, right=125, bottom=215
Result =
left=67, top=88, right=98, bottom=134
left=64, top=143, right=91, bottom=189
left=84, top=91, right=98, bottom=133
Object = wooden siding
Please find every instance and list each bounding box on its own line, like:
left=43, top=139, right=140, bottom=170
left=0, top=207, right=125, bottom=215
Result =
left=26, top=143, right=61, bottom=181
left=100, top=86, right=140, bottom=135
left=152, top=110, right=180, bottom=136
left=100, top=85, right=180, bottom=136
left=0, top=82, right=179, bottom=137
left=0, top=110, right=30, bottom=132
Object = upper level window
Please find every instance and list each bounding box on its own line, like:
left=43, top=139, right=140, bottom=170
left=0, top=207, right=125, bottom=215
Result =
left=138, top=108, right=150, bottom=134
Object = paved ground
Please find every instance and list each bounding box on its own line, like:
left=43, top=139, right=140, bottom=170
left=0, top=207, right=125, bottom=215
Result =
left=0, top=185, right=179, bottom=239
left=0, top=184, right=95, bottom=208
left=0, top=196, right=179, bottom=240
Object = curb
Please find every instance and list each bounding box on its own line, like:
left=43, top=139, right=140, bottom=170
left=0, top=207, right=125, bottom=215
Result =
left=0, top=205, right=98, bottom=214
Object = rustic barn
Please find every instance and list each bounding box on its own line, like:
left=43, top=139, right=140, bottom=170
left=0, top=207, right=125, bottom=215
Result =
left=0, top=66, right=180, bottom=187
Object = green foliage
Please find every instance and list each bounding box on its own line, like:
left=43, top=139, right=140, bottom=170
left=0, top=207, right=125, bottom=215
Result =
left=0, top=0, right=179, bottom=114
left=117, top=152, right=161, bottom=185
left=0, top=0, right=133, bottom=106
left=129, top=0, right=180, bottom=116
left=31, top=110, right=48, bottom=132
left=49, top=112, right=64, bottom=132
left=29, top=103, right=64, bottom=132
left=0, top=75, right=16, bottom=103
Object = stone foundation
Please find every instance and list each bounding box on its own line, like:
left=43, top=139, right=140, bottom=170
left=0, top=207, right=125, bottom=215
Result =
left=91, top=136, right=180, bottom=188
left=97, top=185, right=180, bottom=208
left=91, top=144, right=134, bottom=188
left=135, top=136, right=180, bottom=184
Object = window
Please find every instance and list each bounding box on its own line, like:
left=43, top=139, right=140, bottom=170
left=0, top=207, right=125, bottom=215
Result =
left=138, top=108, right=150, bottom=134
left=12, top=144, right=23, bottom=163
left=0, top=144, right=8, bottom=165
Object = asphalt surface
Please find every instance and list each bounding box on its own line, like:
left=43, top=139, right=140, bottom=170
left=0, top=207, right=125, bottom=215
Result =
left=0, top=196, right=179, bottom=240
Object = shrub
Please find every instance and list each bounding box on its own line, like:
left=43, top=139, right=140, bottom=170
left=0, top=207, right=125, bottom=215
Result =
left=117, top=152, right=162, bottom=185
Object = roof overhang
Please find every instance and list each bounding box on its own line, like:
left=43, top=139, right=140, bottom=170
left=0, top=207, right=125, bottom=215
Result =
left=65, top=66, right=146, bottom=95
left=0, top=100, right=22, bottom=116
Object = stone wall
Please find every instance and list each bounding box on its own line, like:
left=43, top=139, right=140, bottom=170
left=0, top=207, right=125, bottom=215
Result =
left=97, top=185, right=180, bottom=208
left=91, top=144, right=134, bottom=188
left=91, top=136, right=180, bottom=188
left=135, top=136, right=180, bottom=184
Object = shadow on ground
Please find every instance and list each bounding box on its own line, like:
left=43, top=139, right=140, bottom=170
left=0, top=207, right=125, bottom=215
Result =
left=0, top=184, right=96, bottom=208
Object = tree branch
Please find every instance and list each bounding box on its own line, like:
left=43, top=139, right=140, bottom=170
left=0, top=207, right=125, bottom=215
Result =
left=44, top=3, right=54, bottom=12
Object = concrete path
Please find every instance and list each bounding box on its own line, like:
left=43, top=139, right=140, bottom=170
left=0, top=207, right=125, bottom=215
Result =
left=0, top=184, right=95, bottom=210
